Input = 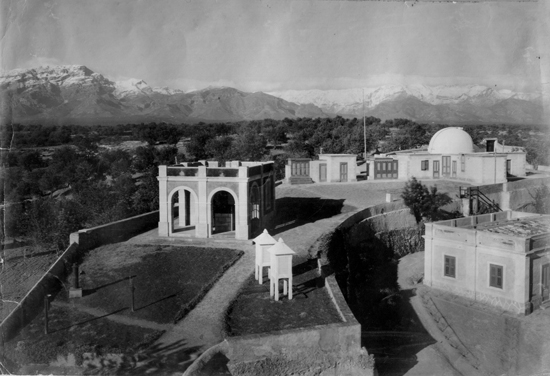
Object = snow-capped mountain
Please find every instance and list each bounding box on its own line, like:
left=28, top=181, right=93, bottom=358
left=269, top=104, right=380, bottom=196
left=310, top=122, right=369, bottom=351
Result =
left=0, top=65, right=542, bottom=125
left=0, top=65, right=325, bottom=124
left=269, top=85, right=542, bottom=124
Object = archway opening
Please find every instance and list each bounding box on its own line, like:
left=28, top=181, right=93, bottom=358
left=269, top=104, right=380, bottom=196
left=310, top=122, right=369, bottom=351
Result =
left=170, top=189, right=197, bottom=235
left=211, top=191, right=235, bottom=236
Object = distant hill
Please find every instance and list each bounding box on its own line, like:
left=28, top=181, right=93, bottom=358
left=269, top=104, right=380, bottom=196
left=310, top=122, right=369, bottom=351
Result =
left=269, top=85, right=543, bottom=125
left=0, top=65, right=326, bottom=125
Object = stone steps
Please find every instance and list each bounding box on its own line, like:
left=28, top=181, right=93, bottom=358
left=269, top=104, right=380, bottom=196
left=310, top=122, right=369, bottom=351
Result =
left=288, top=176, right=314, bottom=185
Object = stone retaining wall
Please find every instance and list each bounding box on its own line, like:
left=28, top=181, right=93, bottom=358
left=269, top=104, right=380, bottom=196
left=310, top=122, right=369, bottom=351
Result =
left=226, top=321, right=371, bottom=376
left=222, top=261, right=373, bottom=376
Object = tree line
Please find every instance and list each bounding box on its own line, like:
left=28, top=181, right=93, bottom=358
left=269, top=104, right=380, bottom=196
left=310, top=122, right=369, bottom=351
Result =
left=1, top=117, right=548, bottom=251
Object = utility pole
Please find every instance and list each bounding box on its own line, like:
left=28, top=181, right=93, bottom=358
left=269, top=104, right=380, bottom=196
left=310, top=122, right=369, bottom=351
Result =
left=363, top=89, right=366, bottom=160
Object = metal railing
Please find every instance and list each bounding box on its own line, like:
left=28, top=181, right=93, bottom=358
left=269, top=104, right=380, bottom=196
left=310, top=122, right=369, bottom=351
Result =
left=459, top=186, right=502, bottom=215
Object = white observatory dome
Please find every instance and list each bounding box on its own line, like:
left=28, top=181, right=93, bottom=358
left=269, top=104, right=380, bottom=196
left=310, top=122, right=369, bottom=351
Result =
left=428, top=127, right=474, bottom=154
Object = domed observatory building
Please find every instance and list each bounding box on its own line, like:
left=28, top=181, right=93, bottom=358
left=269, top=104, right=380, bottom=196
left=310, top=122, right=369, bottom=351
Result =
left=367, top=127, right=526, bottom=185
left=157, top=160, right=276, bottom=240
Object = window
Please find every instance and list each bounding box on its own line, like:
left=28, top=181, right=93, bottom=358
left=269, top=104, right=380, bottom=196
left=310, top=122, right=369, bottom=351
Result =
left=506, top=159, right=511, bottom=174
left=421, top=160, right=429, bottom=171
left=489, top=264, right=503, bottom=289
left=444, top=256, right=456, bottom=278
left=251, top=185, right=260, bottom=219
left=264, top=178, right=272, bottom=211
left=460, top=155, right=465, bottom=172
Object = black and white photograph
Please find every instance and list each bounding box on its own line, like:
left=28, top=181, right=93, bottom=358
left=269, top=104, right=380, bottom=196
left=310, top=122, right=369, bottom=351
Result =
left=0, top=0, right=549, bottom=375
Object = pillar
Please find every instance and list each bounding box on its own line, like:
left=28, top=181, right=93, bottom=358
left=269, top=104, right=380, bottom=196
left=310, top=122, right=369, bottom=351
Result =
left=158, top=166, right=169, bottom=236
left=196, top=174, right=209, bottom=238
left=178, top=190, right=186, bottom=227
left=236, top=181, right=250, bottom=239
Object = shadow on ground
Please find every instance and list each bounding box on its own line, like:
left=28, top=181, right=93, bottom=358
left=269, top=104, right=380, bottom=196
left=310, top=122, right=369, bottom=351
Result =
left=87, top=339, right=208, bottom=375
left=328, top=222, right=437, bottom=376
left=271, top=197, right=345, bottom=235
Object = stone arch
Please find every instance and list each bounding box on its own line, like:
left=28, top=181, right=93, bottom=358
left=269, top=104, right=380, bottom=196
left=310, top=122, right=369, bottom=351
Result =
left=167, top=186, right=199, bottom=235
left=208, top=187, right=239, bottom=237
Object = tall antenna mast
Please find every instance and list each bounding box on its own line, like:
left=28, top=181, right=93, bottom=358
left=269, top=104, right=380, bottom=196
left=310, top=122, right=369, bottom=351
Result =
left=363, top=89, right=366, bottom=160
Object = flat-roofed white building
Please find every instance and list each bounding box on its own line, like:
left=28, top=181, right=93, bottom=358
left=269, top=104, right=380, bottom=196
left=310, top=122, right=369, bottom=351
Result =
left=285, top=154, right=357, bottom=185
left=367, top=127, right=526, bottom=185
left=424, top=211, right=550, bottom=315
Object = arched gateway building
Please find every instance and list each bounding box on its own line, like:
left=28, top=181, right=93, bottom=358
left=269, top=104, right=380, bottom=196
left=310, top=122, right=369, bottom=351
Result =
left=158, top=160, right=276, bottom=240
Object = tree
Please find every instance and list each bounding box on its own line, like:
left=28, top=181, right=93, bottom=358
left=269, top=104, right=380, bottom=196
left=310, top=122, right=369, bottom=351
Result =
left=187, top=129, right=214, bottom=160
left=530, top=185, right=550, bottom=214
left=205, top=136, right=234, bottom=163
left=231, top=123, right=267, bottom=161
left=401, top=177, right=452, bottom=223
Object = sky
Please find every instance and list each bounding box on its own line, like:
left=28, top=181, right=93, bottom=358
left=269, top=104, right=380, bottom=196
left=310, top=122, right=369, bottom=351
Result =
left=0, top=0, right=544, bottom=93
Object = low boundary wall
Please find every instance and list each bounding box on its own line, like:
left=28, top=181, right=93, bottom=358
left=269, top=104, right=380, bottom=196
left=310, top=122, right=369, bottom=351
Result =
left=0, top=242, right=79, bottom=343
left=0, top=211, right=160, bottom=343
left=70, top=211, right=159, bottom=251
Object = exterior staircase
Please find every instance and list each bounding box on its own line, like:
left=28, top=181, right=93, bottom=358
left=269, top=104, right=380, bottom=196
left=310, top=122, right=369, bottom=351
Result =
left=288, top=176, right=314, bottom=185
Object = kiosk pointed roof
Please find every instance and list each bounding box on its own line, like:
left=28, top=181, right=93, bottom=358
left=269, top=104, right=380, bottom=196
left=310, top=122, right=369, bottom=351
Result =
left=268, top=238, right=296, bottom=256
left=253, top=229, right=277, bottom=245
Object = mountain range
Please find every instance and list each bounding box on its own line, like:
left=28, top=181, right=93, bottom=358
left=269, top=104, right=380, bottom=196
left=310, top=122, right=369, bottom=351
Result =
left=0, top=65, right=325, bottom=125
left=0, top=65, right=543, bottom=125
left=269, top=86, right=543, bottom=125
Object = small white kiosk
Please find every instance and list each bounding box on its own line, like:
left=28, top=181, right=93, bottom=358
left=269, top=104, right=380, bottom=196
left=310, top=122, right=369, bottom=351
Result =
left=253, top=229, right=277, bottom=284
left=268, top=238, right=296, bottom=301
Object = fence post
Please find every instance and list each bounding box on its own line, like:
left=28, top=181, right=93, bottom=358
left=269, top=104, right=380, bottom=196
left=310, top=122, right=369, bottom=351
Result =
left=129, top=277, right=135, bottom=312
left=44, top=295, right=50, bottom=334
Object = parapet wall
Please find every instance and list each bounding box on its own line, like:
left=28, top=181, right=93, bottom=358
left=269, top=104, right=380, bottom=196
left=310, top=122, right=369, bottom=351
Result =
left=70, top=211, right=159, bottom=251
left=0, top=211, right=160, bottom=343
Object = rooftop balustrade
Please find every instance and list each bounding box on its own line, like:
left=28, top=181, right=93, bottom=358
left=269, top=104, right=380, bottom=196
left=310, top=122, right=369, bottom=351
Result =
left=159, top=161, right=274, bottom=179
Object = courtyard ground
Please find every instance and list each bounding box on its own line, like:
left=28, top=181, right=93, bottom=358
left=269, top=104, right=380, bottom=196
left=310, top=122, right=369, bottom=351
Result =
left=1, top=244, right=242, bottom=375
left=1, top=178, right=469, bottom=375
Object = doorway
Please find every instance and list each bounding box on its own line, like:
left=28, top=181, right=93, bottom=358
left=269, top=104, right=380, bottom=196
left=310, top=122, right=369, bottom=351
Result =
left=542, top=263, right=550, bottom=302
left=319, top=163, right=327, bottom=182
left=442, top=156, right=451, bottom=177
left=211, top=191, right=235, bottom=235
left=340, top=162, right=348, bottom=182
left=433, top=160, right=440, bottom=178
